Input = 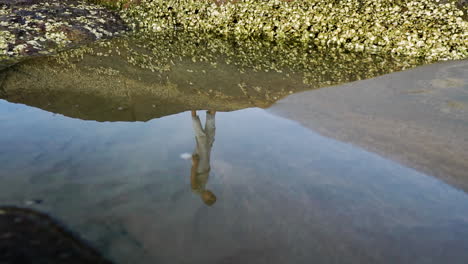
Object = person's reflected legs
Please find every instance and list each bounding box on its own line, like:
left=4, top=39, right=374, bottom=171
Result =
left=190, top=110, right=217, bottom=206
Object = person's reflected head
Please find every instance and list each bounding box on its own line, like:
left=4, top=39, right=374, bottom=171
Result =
left=201, top=190, right=217, bottom=206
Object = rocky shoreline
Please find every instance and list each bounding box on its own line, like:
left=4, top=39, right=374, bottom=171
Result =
left=0, top=0, right=127, bottom=62
left=0, top=0, right=468, bottom=65
left=0, top=0, right=467, bottom=65
left=121, top=0, right=467, bottom=61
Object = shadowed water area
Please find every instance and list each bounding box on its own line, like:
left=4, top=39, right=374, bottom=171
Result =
left=1, top=33, right=468, bottom=263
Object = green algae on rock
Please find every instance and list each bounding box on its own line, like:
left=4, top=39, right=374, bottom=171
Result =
left=121, top=0, right=467, bottom=61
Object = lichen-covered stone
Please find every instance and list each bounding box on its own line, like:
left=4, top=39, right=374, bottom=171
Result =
left=0, top=0, right=127, bottom=60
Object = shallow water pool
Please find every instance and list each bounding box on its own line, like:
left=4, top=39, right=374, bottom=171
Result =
left=1, top=34, right=467, bottom=263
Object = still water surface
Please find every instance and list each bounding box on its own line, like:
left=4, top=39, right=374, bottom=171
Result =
left=1, top=34, right=468, bottom=263
left=2, top=101, right=468, bottom=263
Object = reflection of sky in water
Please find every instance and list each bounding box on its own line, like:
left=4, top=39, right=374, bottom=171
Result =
left=1, top=99, right=468, bottom=264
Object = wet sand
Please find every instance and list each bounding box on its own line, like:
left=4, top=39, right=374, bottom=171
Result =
left=270, top=60, right=468, bottom=193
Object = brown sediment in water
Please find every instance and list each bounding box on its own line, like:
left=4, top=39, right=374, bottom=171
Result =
left=0, top=53, right=298, bottom=121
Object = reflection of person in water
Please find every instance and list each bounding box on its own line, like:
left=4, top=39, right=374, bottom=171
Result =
left=191, top=110, right=217, bottom=206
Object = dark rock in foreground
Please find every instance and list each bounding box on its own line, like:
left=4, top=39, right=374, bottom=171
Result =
left=0, top=206, right=113, bottom=264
